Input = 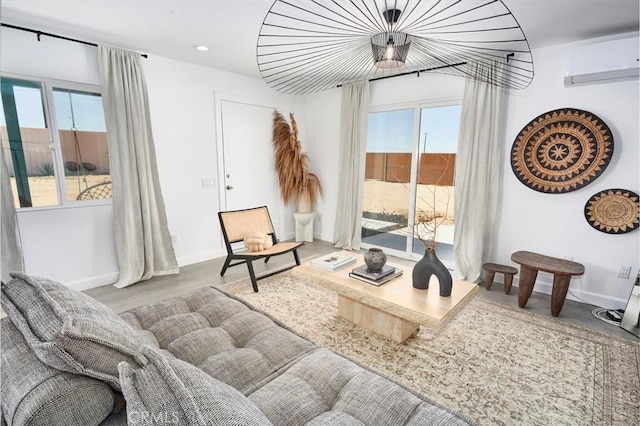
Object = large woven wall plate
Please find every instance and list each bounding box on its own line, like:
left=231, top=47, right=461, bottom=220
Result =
left=511, top=108, right=614, bottom=193
left=584, top=189, right=639, bottom=234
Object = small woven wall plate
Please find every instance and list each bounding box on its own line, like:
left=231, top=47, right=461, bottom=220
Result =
left=511, top=108, right=614, bottom=193
left=584, top=189, right=639, bottom=234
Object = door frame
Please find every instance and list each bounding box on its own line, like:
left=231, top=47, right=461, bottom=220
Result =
left=213, top=92, right=285, bottom=236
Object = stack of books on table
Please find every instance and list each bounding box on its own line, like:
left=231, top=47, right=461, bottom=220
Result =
left=310, top=252, right=357, bottom=272
left=349, top=264, right=403, bottom=286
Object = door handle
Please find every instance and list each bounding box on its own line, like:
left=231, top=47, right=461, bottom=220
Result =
left=226, top=185, right=234, bottom=190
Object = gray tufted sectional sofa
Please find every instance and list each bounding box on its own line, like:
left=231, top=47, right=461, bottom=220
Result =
left=0, top=273, right=470, bottom=425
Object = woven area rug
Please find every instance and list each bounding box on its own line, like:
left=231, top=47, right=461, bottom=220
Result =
left=218, top=273, right=640, bottom=426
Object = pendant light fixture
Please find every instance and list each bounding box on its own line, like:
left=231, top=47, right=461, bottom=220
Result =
left=257, top=0, right=534, bottom=95
left=371, top=8, right=410, bottom=69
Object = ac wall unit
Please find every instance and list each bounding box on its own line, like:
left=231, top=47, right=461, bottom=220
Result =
left=564, top=35, right=639, bottom=87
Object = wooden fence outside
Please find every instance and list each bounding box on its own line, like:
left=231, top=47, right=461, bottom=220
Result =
left=365, top=153, right=456, bottom=186
left=1, top=127, right=109, bottom=176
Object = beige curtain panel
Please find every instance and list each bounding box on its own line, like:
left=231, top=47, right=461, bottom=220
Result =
left=454, top=58, right=506, bottom=282
left=333, top=81, right=370, bottom=250
left=98, top=46, right=178, bottom=288
left=1, top=147, right=24, bottom=282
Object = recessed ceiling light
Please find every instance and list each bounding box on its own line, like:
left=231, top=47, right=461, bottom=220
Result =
left=194, top=45, right=209, bottom=51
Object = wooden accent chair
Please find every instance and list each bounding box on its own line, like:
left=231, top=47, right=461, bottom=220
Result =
left=218, top=206, right=303, bottom=292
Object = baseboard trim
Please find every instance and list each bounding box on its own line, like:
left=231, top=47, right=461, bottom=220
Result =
left=495, top=276, right=629, bottom=309
left=177, top=249, right=225, bottom=267
left=281, top=231, right=295, bottom=241
left=527, top=281, right=628, bottom=309
left=314, top=233, right=333, bottom=244
left=69, top=272, right=119, bottom=291
left=69, top=250, right=226, bottom=292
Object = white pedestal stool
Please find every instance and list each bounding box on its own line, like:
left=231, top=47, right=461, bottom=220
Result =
left=293, top=212, right=316, bottom=242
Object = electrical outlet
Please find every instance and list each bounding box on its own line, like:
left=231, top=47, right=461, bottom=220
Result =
left=618, top=265, right=631, bottom=279
left=171, top=234, right=178, bottom=245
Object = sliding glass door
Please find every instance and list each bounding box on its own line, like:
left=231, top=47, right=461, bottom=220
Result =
left=412, top=104, right=460, bottom=261
left=361, top=102, right=461, bottom=264
left=361, top=108, right=416, bottom=254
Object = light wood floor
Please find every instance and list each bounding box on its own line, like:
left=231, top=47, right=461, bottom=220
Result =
left=86, top=240, right=637, bottom=342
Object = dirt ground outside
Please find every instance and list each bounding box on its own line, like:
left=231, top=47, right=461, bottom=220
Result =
left=363, top=179, right=455, bottom=222
left=10, top=175, right=111, bottom=208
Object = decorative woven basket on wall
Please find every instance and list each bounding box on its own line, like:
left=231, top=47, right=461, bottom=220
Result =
left=584, top=189, right=639, bottom=234
left=511, top=108, right=614, bottom=194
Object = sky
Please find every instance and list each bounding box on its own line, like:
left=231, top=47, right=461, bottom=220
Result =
left=366, top=104, right=461, bottom=153
left=0, top=84, right=106, bottom=132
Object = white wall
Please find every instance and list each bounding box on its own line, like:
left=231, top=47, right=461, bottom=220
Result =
left=293, top=88, right=342, bottom=242
left=143, top=55, right=294, bottom=267
left=16, top=205, right=118, bottom=289
left=1, top=27, right=293, bottom=289
left=493, top=36, right=639, bottom=309
left=1, top=27, right=101, bottom=85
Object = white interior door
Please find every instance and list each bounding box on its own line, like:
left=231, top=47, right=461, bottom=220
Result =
left=219, top=98, right=281, bottom=233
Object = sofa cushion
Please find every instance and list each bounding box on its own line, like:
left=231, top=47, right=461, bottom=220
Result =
left=97, top=412, right=128, bottom=426
left=249, top=348, right=469, bottom=426
left=118, top=346, right=273, bottom=425
left=0, top=273, right=144, bottom=388
left=119, top=287, right=315, bottom=394
left=0, top=318, right=115, bottom=426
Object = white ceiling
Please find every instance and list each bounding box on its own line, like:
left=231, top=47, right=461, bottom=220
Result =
left=2, top=0, right=639, bottom=80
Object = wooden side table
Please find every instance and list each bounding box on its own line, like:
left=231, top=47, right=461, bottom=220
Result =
left=511, top=251, right=585, bottom=317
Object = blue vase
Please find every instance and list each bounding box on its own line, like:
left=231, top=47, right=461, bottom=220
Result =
left=412, top=249, right=452, bottom=297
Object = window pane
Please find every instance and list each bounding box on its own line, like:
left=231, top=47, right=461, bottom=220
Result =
left=412, top=105, right=461, bottom=261
left=361, top=108, right=414, bottom=251
left=53, top=88, right=111, bottom=201
left=1, top=79, right=59, bottom=208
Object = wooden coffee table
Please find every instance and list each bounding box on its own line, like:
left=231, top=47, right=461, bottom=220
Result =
left=293, top=252, right=478, bottom=343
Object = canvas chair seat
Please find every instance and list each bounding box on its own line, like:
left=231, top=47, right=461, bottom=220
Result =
left=218, top=206, right=303, bottom=292
left=239, top=241, right=301, bottom=257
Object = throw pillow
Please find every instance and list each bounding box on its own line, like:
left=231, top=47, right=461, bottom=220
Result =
left=243, top=232, right=273, bottom=252
left=0, top=273, right=145, bottom=389
left=1, top=318, right=116, bottom=426
left=118, top=346, right=273, bottom=426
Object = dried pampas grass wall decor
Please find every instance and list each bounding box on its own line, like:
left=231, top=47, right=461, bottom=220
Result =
left=272, top=111, right=322, bottom=210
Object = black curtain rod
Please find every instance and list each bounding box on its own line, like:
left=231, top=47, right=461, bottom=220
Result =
left=337, top=52, right=515, bottom=87
left=337, top=61, right=466, bottom=87
left=370, top=61, right=468, bottom=83
left=1, top=23, right=148, bottom=58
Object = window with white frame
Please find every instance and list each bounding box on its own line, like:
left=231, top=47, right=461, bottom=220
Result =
left=0, top=76, right=111, bottom=209
left=361, top=101, right=461, bottom=262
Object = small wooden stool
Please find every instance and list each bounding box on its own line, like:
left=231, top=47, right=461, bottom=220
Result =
left=482, top=263, right=518, bottom=294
